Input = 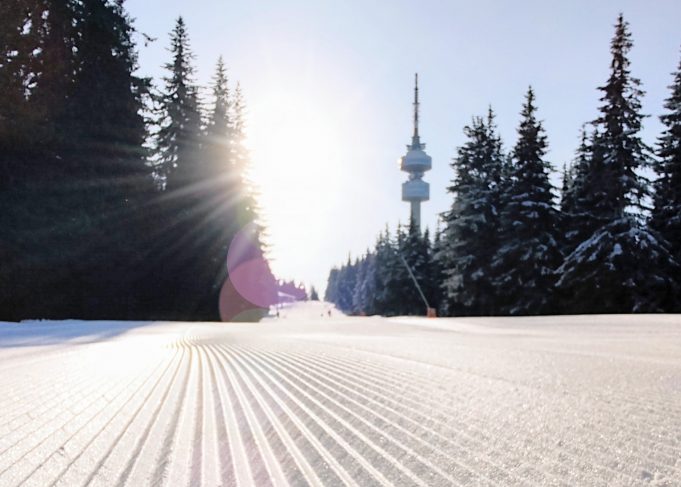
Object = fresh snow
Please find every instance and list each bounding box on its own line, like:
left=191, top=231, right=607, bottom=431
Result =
left=1, top=302, right=680, bottom=486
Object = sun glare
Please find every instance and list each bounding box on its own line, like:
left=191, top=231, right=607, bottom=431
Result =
left=247, top=91, right=345, bottom=282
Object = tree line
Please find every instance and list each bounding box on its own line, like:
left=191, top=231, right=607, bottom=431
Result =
left=326, top=222, right=442, bottom=316
left=0, top=1, right=272, bottom=321
left=327, top=15, right=681, bottom=316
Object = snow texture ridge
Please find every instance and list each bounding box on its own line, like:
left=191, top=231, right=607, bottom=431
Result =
left=0, top=302, right=680, bottom=486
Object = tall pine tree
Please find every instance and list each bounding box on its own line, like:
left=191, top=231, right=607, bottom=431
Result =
left=492, top=87, right=562, bottom=315
left=148, top=17, right=212, bottom=319
left=374, top=227, right=403, bottom=315
left=441, top=110, right=505, bottom=315
left=557, top=15, right=679, bottom=313
left=155, top=16, right=202, bottom=191
left=229, top=83, right=261, bottom=231
left=189, top=57, right=237, bottom=317
left=1, top=0, right=157, bottom=319
left=650, top=50, right=681, bottom=277
left=430, top=224, right=447, bottom=314
left=560, top=126, right=596, bottom=254
left=352, top=252, right=375, bottom=315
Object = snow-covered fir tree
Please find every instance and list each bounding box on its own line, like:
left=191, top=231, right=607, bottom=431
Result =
left=651, top=50, right=681, bottom=279
left=333, top=256, right=357, bottom=313
left=441, top=110, right=505, bottom=315
left=370, top=227, right=400, bottom=315
left=560, top=126, right=597, bottom=254
left=557, top=14, right=680, bottom=313
left=325, top=223, right=438, bottom=316
left=420, top=227, right=442, bottom=312
left=430, top=225, right=447, bottom=314
left=352, top=252, right=376, bottom=314
left=560, top=164, right=572, bottom=209
left=559, top=161, right=573, bottom=247
left=324, top=268, right=339, bottom=304
left=397, top=220, right=431, bottom=315
left=592, top=16, right=650, bottom=216
left=492, top=88, right=562, bottom=315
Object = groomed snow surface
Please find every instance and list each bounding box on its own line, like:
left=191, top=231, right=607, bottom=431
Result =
left=1, top=302, right=680, bottom=486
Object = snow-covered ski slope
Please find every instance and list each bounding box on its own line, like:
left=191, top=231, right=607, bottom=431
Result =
left=1, top=302, right=680, bottom=486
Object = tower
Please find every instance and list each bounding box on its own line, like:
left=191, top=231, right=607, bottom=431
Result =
left=400, top=73, right=432, bottom=229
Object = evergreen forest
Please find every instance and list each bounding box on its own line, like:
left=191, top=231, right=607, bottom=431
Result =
left=327, top=15, right=681, bottom=316
left=0, top=2, right=272, bottom=320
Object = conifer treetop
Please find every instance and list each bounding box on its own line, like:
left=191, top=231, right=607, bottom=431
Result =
left=592, top=13, right=651, bottom=216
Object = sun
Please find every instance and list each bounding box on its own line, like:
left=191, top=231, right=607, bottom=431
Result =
left=246, top=90, right=345, bottom=281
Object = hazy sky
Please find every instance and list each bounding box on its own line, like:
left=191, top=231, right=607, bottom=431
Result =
left=127, top=0, right=681, bottom=292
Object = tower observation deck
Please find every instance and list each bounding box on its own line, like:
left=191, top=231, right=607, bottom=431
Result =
left=400, top=73, right=431, bottom=229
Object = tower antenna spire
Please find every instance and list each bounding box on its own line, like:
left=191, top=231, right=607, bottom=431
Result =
left=412, top=73, right=420, bottom=144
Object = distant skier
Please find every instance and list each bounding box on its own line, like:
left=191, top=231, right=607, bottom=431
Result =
left=327, top=309, right=332, bottom=318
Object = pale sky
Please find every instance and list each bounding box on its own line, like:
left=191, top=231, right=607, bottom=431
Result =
left=127, top=0, right=681, bottom=293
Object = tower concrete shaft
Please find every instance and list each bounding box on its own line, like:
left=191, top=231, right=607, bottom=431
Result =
left=410, top=201, right=421, bottom=228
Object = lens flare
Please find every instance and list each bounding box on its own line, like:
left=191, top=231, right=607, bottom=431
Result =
left=219, top=222, right=277, bottom=321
